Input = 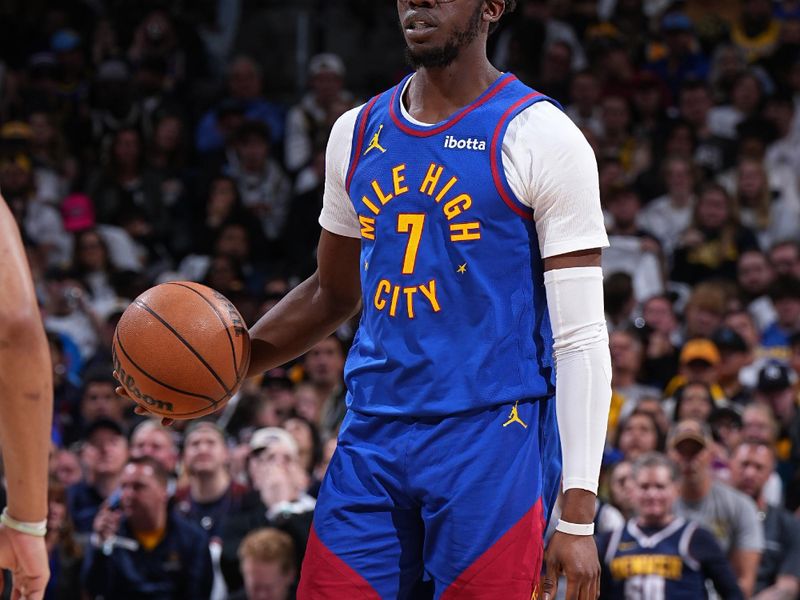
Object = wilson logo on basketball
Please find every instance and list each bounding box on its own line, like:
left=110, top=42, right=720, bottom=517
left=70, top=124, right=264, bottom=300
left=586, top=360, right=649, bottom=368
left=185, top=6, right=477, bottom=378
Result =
left=112, top=349, right=175, bottom=413
left=443, top=135, right=487, bottom=151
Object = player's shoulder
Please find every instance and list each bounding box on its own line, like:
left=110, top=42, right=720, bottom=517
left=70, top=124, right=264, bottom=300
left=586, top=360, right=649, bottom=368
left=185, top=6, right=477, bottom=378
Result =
left=509, top=99, right=585, bottom=141
left=331, top=103, right=367, bottom=138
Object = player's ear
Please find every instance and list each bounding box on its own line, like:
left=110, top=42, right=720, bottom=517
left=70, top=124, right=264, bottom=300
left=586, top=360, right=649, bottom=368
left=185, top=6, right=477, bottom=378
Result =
left=483, top=0, right=506, bottom=25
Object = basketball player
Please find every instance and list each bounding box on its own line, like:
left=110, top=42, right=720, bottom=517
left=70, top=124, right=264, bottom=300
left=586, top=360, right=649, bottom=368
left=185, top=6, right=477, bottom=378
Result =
left=0, top=195, right=53, bottom=599
left=125, top=0, right=610, bottom=596
left=597, top=453, right=742, bottom=599
left=241, top=1, right=612, bottom=597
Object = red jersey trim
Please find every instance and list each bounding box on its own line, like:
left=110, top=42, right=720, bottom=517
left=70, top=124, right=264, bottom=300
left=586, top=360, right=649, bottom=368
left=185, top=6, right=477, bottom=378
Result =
left=389, top=73, right=516, bottom=137
left=345, top=94, right=382, bottom=195
left=490, top=91, right=544, bottom=221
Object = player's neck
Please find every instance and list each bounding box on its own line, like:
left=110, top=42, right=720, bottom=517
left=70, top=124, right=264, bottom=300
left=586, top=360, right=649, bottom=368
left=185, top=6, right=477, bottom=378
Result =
left=407, top=54, right=501, bottom=124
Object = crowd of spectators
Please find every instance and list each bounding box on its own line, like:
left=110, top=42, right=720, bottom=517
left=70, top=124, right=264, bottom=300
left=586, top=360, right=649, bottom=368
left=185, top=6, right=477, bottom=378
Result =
left=2, top=0, right=800, bottom=598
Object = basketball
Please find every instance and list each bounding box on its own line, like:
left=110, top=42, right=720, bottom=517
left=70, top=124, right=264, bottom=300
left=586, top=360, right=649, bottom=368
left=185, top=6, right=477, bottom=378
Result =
left=112, top=281, right=251, bottom=420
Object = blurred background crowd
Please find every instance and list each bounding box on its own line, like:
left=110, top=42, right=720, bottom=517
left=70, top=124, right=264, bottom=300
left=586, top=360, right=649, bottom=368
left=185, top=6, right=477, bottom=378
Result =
left=1, top=0, right=800, bottom=598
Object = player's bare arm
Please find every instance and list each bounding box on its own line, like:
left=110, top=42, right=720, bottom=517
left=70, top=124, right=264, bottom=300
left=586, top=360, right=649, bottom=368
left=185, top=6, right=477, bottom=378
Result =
left=0, top=195, right=53, bottom=599
left=246, top=230, right=362, bottom=377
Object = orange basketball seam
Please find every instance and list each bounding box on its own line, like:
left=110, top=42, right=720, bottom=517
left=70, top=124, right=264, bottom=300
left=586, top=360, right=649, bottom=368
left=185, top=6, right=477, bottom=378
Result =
left=164, top=282, right=239, bottom=379
left=114, top=330, right=222, bottom=411
left=133, top=299, right=233, bottom=398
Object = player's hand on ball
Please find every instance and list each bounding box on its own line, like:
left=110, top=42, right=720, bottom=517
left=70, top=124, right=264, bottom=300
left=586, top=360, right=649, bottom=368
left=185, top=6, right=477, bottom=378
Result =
left=112, top=371, right=174, bottom=426
left=542, top=531, right=600, bottom=600
left=0, top=526, right=49, bottom=600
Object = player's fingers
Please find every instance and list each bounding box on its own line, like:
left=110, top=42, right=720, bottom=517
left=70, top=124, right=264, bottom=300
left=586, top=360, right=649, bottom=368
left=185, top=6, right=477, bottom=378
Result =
left=115, top=385, right=130, bottom=399
left=161, top=417, right=174, bottom=426
left=542, top=559, right=561, bottom=600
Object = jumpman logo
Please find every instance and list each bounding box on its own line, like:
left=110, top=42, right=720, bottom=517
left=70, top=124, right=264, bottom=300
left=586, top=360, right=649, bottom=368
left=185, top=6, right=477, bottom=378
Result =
left=503, top=401, right=527, bottom=428
left=363, top=124, right=387, bottom=155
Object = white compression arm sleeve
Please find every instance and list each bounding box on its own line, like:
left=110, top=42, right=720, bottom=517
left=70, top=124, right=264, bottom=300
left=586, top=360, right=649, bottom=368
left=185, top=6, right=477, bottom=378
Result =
left=544, top=266, right=611, bottom=494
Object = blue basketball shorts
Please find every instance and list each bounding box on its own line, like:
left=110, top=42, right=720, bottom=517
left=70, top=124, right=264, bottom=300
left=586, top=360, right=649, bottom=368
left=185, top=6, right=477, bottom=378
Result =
left=297, top=396, right=562, bottom=599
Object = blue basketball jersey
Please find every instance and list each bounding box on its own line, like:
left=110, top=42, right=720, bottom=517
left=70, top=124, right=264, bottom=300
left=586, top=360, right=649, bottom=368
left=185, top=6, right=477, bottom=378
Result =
left=602, top=518, right=708, bottom=600
left=343, top=73, right=559, bottom=416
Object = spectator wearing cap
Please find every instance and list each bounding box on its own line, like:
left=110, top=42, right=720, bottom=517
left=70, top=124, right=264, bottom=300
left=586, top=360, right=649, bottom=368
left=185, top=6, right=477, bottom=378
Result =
left=646, top=12, right=710, bottom=101
left=51, top=28, right=90, bottom=107
left=68, top=418, right=129, bottom=534
left=663, top=338, right=726, bottom=406
left=224, top=119, right=291, bottom=244
left=232, top=528, right=297, bottom=600
left=597, top=452, right=743, bottom=600
left=220, top=427, right=314, bottom=595
left=713, top=326, right=755, bottom=406
left=284, top=53, right=357, bottom=175
left=755, top=361, right=800, bottom=505
left=669, top=419, right=764, bottom=597
left=762, top=276, right=800, bottom=353
left=730, top=439, right=800, bottom=598
left=195, top=55, right=285, bottom=155
left=83, top=456, right=213, bottom=599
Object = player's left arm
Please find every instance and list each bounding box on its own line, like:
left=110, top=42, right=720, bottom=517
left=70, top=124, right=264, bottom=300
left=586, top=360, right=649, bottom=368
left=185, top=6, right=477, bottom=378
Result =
left=507, top=102, right=612, bottom=600
left=0, top=195, right=53, bottom=599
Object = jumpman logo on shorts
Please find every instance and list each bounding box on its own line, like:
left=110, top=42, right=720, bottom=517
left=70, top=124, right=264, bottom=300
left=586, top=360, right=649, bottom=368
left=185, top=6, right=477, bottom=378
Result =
left=503, top=401, right=527, bottom=428
left=363, top=124, right=387, bottom=155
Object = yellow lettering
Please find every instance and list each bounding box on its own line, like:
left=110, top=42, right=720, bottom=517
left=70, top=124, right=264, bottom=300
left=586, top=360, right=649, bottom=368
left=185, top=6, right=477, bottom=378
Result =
left=397, top=213, right=425, bottom=275
left=435, top=176, right=458, bottom=203
left=372, top=179, right=393, bottom=205
left=359, top=215, right=376, bottom=240
left=362, top=195, right=380, bottom=215
left=450, top=222, right=482, bottom=241
left=374, top=280, right=391, bottom=310
left=389, top=285, right=400, bottom=317
left=404, top=287, right=417, bottom=319
left=392, top=164, right=409, bottom=196
left=443, top=194, right=472, bottom=220
left=419, top=280, right=441, bottom=312
left=420, top=163, right=443, bottom=196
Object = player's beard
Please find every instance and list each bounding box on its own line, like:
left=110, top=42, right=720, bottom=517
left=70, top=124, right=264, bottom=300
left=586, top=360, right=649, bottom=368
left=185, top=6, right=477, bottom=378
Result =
left=403, top=2, right=483, bottom=69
